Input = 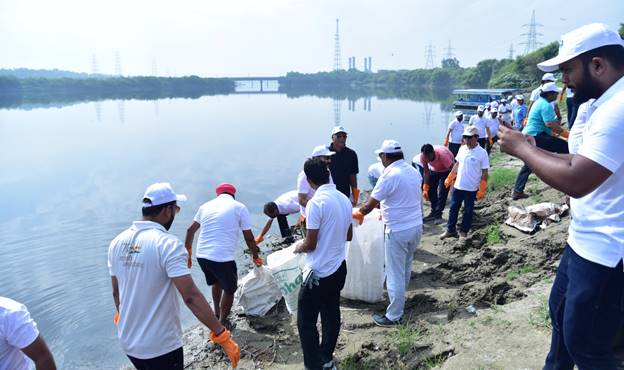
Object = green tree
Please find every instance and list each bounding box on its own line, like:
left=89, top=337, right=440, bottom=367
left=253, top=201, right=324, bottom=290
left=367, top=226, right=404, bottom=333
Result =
left=441, top=58, right=460, bottom=69
left=619, top=23, right=624, bottom=38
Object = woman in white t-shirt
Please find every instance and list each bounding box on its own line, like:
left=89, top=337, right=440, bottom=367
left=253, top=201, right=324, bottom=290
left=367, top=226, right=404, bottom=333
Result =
left=444, top=111, right=465, bottom=157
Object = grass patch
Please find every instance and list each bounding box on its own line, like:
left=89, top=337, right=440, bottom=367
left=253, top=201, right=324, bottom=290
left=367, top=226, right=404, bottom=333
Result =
left=420, top=353, right=449, bottom=369
left=506, top=264, right=537, bottom=281
left=338, top=356, right=377, bottom=370
left=391, top=324, right=424, bottom=357
left=488, top=168, right=517, bottom=191
left=489, top=151, right=507, bottom=166
left=486, top=224, right=502, bottom=245
left=528, top=295, right=552, bottom=330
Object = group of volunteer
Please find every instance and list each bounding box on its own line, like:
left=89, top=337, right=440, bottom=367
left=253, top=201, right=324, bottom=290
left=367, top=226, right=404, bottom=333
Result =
left=2, top=22, right=623, bottom=370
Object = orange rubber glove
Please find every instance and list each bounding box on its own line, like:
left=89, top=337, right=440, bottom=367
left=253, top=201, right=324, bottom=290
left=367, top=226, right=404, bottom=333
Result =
left=559, top=129, right=569, bottom=139
left=254, top=235, right=264, bottom=245
left=443, top=137, right=449, bottom=147
left=187, top=249, right=192, bottom=269
left=210, top=329, right=240, bottom=368
left=488, top=138, right=494, bottom=147
left=352, top=209, right=365, bottom=225
left=422, top=184, right=430, bottom=201
left=444, top=172, right=457, bottom=189
left=113, top=311, right=119, bottom=326
left=351, top=187, right=360, bottom=206
left=253, top=256, right=263, bottom=267
left=476, top=179, right=488, bottom=201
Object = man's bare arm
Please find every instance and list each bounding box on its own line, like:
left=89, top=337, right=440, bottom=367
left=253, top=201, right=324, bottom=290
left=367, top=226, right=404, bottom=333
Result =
left=173, top=275, right=224, bottom=334
left=22, top=335, right=57, bottom=370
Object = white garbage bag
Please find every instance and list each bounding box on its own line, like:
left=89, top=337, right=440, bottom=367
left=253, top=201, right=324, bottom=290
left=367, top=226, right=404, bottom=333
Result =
left=235, top=266, right=282, bottom=317
left=341, top=208, right=385, bottom=303
left=266, top=242, right=305, bottom=314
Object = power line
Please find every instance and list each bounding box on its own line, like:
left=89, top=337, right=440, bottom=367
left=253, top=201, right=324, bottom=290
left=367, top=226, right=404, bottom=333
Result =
left=333, top=19, right=342, bottom=71
left=520, top=10, right=543, bottom=55
left=424, top=41, right=435, bottom=69
left=443, top=40, right=455, bottom=60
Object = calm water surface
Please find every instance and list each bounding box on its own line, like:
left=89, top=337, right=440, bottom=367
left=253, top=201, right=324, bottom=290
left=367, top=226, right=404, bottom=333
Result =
left=0, top=93, right=449, bottom=369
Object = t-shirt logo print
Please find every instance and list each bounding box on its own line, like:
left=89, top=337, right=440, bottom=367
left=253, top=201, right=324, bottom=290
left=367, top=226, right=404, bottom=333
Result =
left=128, top=245, right=142, bottom=255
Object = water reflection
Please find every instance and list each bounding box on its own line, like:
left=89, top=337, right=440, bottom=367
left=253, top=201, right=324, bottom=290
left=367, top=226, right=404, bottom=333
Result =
left=0, top=93, right=448, bottom=369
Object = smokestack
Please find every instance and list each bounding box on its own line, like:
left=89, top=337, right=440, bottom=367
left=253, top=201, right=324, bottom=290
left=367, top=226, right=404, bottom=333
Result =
left=368, top=57, right=372, bottom=72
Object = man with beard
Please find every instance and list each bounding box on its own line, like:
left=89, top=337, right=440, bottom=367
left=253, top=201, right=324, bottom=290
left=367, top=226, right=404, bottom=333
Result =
left=109, top=182, right=240, bottom=369
left=328, top=126, right=360, bottom=206
left=510, top=82, right=570, bottom=200
left=499, top=23, right=624, bottom=369
left=185, top=183, right=262, bottom=330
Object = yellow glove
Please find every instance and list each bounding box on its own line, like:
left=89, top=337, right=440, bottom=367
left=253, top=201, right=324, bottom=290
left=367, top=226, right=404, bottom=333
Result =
left=187, top=249, right=192, bottom=269
left=253, top=256, right=263, bottom=267
left=113, top=311, right=119, bottom=326
left=443, top=137, right=449, bottom=147
left=422, top=184, right=430, bottom=201
left=489, top=138, right=494, bottom=147
left=444, top=172, right=457, bottom=189
left=210, top=329, right=240, bottom=368
left=351, top=187, right=360, bottom=206
left=559, top=130, right=569, bottom=139
left=254, top=235, right=264, bottom=245
left=476, top=179, right=487, bottom=201
left=352, top=209, right=365, bottom=225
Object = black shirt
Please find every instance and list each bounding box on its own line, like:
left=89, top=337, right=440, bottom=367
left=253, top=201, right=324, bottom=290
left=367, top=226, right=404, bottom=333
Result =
left=328, top=144, right=359, bottom=197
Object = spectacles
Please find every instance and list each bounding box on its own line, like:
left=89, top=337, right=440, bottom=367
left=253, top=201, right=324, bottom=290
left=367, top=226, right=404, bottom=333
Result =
left=462, top=135, right=475, bottom=139
left=378, top=152, right=385, bottom=159
left=171, top=204, right=181, bottom=214
left=335, top=133, right=347, bottom=138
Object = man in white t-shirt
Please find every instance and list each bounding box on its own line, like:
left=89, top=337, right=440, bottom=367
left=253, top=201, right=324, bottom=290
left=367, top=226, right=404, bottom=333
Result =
left=485, top=108, right=503, bottom=155
left=498, top=23, right=624, bottom=369
left=528, top=72, right=557, bottom=111
left=294, top=157, right=352, bottom=370
left=444, top=110, right=465, bottom=157
left=297, top=145, right=336, bottom=235
left=469, top=105, right=488, bottom=149
left=367, top=159, right=384, bottom=188
left=185, top=183, right=261, bottom=330
left=109, top=182, right=239, bottom=369
left=441, top=126, right=489, bottom=239
left=255, top=190, right=299, bottom=244
left=0, top=297, right=56, bottom=370
left=355, top=139, right=423, bottom=327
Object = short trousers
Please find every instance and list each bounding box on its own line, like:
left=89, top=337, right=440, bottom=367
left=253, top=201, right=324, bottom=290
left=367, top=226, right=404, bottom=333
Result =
left=197, top=258, right=238, bottom=295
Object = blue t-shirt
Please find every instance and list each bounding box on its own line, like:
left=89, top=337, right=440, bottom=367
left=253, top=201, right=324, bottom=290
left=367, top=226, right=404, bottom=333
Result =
left=523, top=97, right=556, bottom=136
left=513, top=105, right=527, bottom=130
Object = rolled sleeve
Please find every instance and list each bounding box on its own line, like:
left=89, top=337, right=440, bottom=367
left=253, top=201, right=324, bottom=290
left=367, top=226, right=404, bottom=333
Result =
left=577, top=109, right=624, bottom=173
left=239, top=206, right=252, bottom=231
left=6, top=304, right=40, bottom=349
left=306, top=199, right=322, bottom=230
left=371, top=174, right=392, bottom=201
left=162, top=238, right=190, bottom=278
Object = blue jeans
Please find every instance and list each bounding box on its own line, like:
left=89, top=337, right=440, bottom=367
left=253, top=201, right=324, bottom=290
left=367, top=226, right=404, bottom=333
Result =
left=544, top=245, right=624, bottom=370
left=446, top=188, right=476, bottom=233
left=384, top=226, right=422, bottom=321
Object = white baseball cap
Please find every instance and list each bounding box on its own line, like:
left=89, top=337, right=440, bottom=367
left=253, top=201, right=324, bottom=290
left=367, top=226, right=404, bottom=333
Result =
left=311, top=144, right=335, bottom=157
left=462, top=126, right=479, bottom=137
left=540, top=82, right=561, bottom=94
left=454, top=110, right=464, bottom=117
left=491, top=101, right=499, bottom=108
left=374, top=139, right=403, bottom=154
left=538, top=23, right=624, bottom=72
left=516, top=94, right=525, bottom=100
left=331, top=126, right=347, bottom=135
left=484, top=102, right=491, bottom=108
left=477, top=105, right=485, bottom=112
left=541, top=72, right=556, bottom=82
left=142, top=182, right=187, bottom=207
left=490, top=107, right=498, bottom=113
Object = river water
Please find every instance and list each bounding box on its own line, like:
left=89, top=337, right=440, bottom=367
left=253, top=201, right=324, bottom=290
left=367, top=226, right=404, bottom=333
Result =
left=0, top=92, right=450, bottom=369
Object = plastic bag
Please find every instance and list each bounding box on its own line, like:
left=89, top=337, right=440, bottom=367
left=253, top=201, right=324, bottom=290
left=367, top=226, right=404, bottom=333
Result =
left=235, top=266, right=282, bottom=317
left=266, top=242, right=305, bottom=314
left=341, top=208, right=385, bottom=303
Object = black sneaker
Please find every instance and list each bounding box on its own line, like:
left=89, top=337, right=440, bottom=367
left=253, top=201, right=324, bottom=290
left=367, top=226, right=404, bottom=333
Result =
left=512, top=191, right=529, bottom=200
left=423, top=213, right=436, bottom=222
left=372, top=313, right=401, bottom=327
left=322, top=360, right=337, bottom=370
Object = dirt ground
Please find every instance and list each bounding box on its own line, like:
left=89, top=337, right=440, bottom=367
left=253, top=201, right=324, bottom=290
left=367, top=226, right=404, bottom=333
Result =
left=180, top=150, right=586, bottom=370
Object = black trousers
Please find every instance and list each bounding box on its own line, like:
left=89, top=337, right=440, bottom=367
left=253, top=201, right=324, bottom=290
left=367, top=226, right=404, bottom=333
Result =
left=297, top=261, right=347, bottom=370
left=276, top=214, right=292, bottom=238
left=426, top=170, right=451, bottom=218
left=448, top=142, right=461, bottom=158
left=477, top=138, right=487, bottom=149
left=128, top=347, right=183, bottom=370
left=514, top=133, right=569, bottom=193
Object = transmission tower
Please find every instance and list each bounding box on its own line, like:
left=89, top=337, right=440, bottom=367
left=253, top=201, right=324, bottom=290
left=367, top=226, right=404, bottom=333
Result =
left=114, top=51, right=123, bottom=76
left=333, top=99, right=342, bottom=126
left=443, top=40, right=455, bottom=60
left=333, top=19, right=342, bottom=71
left=520, top=10, right=543, bottom=54
left=424, top=42, right=435, bottom=69
left=508, top=44, right=515, bottom=59
left=91, top=54, right=99, bottom=74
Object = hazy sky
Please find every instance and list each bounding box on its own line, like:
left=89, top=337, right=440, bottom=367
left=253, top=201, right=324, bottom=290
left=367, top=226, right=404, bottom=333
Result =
left=1, top=0, right=622, bottom=77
